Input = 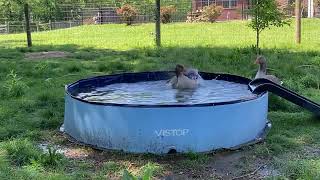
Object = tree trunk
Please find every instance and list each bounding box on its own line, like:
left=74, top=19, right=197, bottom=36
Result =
left=155, top=0, right=161, bottom=47
left=255, top=0, right=260, bottom=54
left=295, top=0, right=301, bottom=44
left=256, top=29, right=260, bottom=55
left=24, top=3, right=32, bottom=47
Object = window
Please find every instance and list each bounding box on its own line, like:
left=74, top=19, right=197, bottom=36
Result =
left=222, top=0, right=237, bottom=9
left=201, top=0, right=217, bottom=6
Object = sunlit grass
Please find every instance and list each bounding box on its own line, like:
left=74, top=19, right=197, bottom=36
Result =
left=1, top=19, right=319, bottom=51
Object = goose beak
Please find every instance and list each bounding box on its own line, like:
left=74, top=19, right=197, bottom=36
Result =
left=254, top=60, right=259, bottom=64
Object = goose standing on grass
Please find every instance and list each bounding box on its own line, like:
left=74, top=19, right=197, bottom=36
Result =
left=168, top=64, right=200, bottom=89
left=255, top=56, right=282, bottom=85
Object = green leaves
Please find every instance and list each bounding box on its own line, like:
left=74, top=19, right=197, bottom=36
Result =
left=248, top=0, right=290, bottom=54
left=249, top=0, right=290, bottom=32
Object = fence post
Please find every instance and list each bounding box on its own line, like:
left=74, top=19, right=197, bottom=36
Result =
left=81, top=11, right=84, bottom=25
left=24, top=3, right=32, bottom=47
left=155, top=0, right=161, bottom=47
left=241, top=2, right=244, bottom=20
left=295, top=0, right=301, bottom=44
left=49, top=20, right=52, bottom=30
left=36, top=21, right=39, bottom=32
left=5, top=21, right=9, bottom=34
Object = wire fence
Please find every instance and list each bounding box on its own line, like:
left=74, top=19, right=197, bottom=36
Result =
left=0, top=20, right=83, bottom=34
left=0, top=1, right=253, bottom=34
left=0, top=0, right=319, bottom=50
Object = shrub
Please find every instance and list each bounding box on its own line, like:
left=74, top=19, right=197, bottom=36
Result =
left=200, top=5, right=222, bottom=23
left=117, top=4, right=138, bottom=25
left=160, top=6, right=176, bottom=24
left=3, top=70, right=28, bottom=97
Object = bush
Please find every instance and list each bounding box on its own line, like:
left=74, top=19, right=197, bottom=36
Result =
left=160, top=6, right=176, bottom=24
left=200, top=5, right=222, bottom=23
left=186, top=5, right=222, bottom=23
left=117, top=4, right=138, bottom=25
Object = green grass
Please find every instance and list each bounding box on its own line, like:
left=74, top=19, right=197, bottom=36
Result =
left=0, top=19, right=320, bottom=179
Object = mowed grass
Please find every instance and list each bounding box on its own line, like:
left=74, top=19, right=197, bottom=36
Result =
left=0, top=19, right=319, bottom=179
left=1, top=19, right=320, bottom=50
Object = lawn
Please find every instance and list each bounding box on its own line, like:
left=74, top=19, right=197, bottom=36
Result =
left=0, top=19, right=320, bottom=179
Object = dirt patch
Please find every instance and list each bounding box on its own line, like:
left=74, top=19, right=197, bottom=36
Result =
left=25, top=51, right=71, bottom=60
left=194, top=150, right=269, bottom=180
left=42, top=133, right=278, bottom=179
left=303, top=145, right=320, bottom=157
left=38, top=142, right=91, bottom=159
left=257, top=165, right=281, bottom=178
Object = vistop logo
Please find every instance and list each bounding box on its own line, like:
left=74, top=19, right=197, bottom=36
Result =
left=155, top=129, right=190, bottom=137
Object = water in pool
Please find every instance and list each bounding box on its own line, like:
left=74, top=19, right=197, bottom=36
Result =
left=76, top=80, right=257, bottom=105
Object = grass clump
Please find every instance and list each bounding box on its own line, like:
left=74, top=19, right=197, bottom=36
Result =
left=275, top=158, right=320, bottom=179
left=39, top=145, right=64, bottom=168
left=139, top=162, right=163, bottom=178
left=3, top=139, right=64, bottom=170
left=64, top=64, right=82, bottom=73
left=2, top=70, right=28, bottom=97
left=121, top=162, right=163, bottom=180
left=0, top=127, right=10, bottom=141
left=3, top=139, right=40, bottom=166
left=185, top=151, right=208, bottom=161
left=102, top=161, right=125, bottom=174
left=36, top=91, right=62, bottom=108
left=299, top=73, right=320, bottom=89
left=33, top=62, right=50, bottom=76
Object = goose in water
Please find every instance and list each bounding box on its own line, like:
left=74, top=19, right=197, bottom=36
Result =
left=255, top=56, right=282, bottom=85
left=168, top=64, right=200, bottom=89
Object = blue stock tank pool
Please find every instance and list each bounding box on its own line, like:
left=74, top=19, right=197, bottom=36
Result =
left=64, top=72, right=270, bottom=154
